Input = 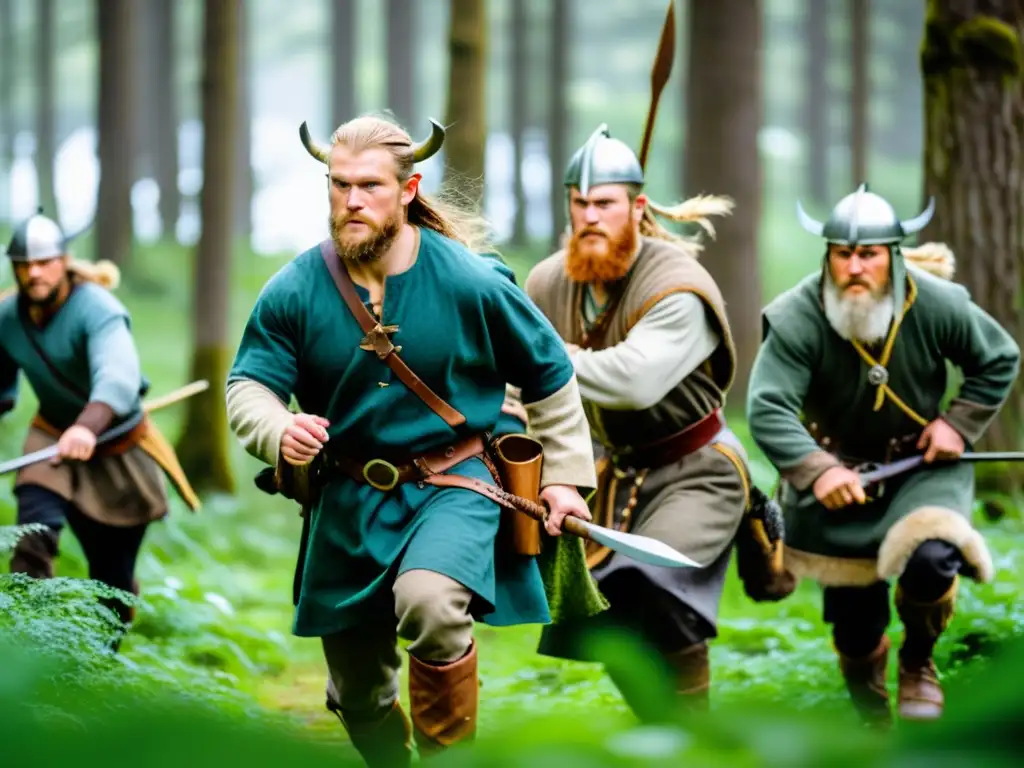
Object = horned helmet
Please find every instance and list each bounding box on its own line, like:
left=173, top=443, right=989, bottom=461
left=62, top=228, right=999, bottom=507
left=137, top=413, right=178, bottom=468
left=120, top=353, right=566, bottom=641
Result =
left=796, top=183, right=935, bottom=312
left=3, top=207, right=89, bottom=262
left=297, top=118, right=447, bottom=167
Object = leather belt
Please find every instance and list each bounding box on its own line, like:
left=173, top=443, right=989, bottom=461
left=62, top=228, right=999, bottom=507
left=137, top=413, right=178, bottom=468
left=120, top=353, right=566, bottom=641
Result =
left=328, top=434, right=488, bottom=492
left=611, top=409, right=724, bottom=470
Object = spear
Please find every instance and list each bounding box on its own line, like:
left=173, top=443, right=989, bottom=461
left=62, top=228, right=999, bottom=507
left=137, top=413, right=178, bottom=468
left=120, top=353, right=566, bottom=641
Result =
left=0, top=380, right=209, bottom=476
left=637, top=0, right=677, bottom=171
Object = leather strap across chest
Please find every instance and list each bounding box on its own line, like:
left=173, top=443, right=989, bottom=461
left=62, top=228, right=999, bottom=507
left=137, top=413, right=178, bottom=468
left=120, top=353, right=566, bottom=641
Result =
left=319, top=240, right=466, bottom=427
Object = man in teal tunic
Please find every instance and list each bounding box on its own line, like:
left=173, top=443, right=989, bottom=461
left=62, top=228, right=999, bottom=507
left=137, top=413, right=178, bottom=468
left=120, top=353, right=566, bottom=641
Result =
left=1, top=209, right=199, bottom=634
left=746, top=184, right=1020, bottom=726
left=225, top=113, right=601, bottom=765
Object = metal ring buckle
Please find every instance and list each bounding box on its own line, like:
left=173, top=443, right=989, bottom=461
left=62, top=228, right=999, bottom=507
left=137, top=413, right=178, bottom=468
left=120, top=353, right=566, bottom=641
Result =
left=363, top=459, right=400, bottom=491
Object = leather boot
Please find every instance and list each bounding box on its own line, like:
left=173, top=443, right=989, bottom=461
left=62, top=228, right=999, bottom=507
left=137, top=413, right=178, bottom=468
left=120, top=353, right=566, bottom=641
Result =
left=9, top=527, right=59, bottom=579
left=326, top=696, right=413, bottom=768
left=837, top=634, right=892, bottom=727
left=665, top=641, right=710, bottom=711
left=895, top=579, right=956, bottom=721
left=408, top=641, right=478, bottom=757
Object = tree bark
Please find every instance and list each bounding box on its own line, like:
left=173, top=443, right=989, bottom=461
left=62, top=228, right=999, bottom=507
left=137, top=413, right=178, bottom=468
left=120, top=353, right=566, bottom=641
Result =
left=920, top=0, right=1024, bottom=517
left=35, top=0, right=57, bottom=219
left=330, top=0, right=356, bottom=130
left=233, top=1, right=250, bottom=241
left=442, top=0, right=487, bottom=202
left=387, top=0, right=414, bottom=128
left=509, top=0, right=528, bottom=246
left=139, top=0, right=179, bottom=239
left=683, top=0, right=764, bottom=411
left=154, top=0, right=179, bottom=238
left=95, top=0, right=137, bottom=267
left=547, top=0, right=568, bottom=249
left=805, top=0, right=829, bottom=203
left=174, top=0, right=239, bottom=495
left=0, top=0, right=15, bottom=211
left=849, top=0, right=870, bottom=185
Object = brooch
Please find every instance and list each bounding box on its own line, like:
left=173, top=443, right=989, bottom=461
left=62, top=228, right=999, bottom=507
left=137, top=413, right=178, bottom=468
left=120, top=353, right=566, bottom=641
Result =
left=867, top=364, right=889, bottom=386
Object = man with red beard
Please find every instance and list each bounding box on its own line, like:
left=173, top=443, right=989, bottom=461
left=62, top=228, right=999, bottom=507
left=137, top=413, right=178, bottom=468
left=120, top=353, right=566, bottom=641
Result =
left=747, top=184, right=1020, bottom=726
left=525, top=123, right=762, bottom=719
left=225, top=113, right=605, bottom=766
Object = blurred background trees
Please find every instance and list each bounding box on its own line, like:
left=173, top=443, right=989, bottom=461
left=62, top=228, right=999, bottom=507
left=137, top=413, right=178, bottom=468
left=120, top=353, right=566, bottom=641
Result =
left=0, top=0, right=1019, bottom=503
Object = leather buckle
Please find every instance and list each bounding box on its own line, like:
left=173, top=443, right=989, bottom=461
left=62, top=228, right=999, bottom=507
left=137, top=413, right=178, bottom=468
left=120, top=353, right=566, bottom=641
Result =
left=363, top=459, right=400, bottom=491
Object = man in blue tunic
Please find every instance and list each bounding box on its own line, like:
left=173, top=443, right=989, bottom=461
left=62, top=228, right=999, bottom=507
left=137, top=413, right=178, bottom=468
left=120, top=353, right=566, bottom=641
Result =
left=226, top=113, right=601, bottom=765
left=1, top=209, right=199, bottom=633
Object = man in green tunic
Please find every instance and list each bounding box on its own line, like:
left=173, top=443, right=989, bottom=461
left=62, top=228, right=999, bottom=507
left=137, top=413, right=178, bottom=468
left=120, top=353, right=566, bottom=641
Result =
left=746, top=184, right=1020, bottom=725
left=225, top=114, right=600, bottom=765
left=1, top=209, right=200, bottom=634
left=524, top=124, right=786, bottom=720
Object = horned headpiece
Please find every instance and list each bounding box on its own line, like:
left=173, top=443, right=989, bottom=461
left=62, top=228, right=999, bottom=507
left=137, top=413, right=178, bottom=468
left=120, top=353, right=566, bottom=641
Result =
left=297, top=118, right=447, bottom=165
left=2, top=206, right=92, bottom=262
left=796, top=183, right=935, bottom=246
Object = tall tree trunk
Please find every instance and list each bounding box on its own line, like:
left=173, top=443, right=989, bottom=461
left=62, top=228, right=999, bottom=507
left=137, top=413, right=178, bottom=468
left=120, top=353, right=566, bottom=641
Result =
left=146, top=0, right=180, bottom=239
left=849, top=0, right=869, bottom=185
left=233, top=1, right=250, bottom=242
left=95, top=0, right=137, bottom=267
left=35, top=0, right=57, bottom=219
left=547, top=0, right=568, bottom=249
left=387, top=0, right=414, bottom=128
left=510, top=0, right=528, bottom=246
left=805, top=0, right=828, bottom=203
left=683, top=0, right=764, bottom=410
left=0, top=0, right=15, bottom=215
left=174, top=0, right=239, bottom=494
left=330, top=0, right=356, bottom=130
left=920, top=0, right=1024, bottom=518
left=442, top=0, right=487, bottom=202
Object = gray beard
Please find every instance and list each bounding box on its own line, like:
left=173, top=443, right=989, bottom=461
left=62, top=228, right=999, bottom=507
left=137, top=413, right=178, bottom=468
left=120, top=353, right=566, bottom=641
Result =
left=822, top=275, right=895, bottom=345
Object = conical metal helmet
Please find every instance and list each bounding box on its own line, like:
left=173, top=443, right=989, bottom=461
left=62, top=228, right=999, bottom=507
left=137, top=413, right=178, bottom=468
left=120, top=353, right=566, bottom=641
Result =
left=3, top=207, right=77, bottom=262
left=796, top=184, right=935, bottom=246
left=564, top=124, right=645, bottom=196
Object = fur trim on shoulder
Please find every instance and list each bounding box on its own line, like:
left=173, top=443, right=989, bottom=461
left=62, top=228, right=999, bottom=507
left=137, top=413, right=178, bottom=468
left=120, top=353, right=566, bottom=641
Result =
left=67, top=258, right=121, bottom=290
left=877, top=505, right=993, bottom=583
left=783, top=545, right=880, bottom=586
left=903, top=242, right=955, bottom=280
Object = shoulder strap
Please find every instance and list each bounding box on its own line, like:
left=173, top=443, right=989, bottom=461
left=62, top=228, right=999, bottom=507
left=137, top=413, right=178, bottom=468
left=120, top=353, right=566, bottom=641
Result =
left=17, top=302, right=91, bottom=401
left=318, top=240, right=467, bottom=428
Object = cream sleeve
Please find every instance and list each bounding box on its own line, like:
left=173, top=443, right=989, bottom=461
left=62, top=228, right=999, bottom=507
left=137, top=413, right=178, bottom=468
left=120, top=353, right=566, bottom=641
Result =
left=524, top=374, right=598, bottom=491
left=225, top=378, right=294, bottom=467
left=572, top=291, right=720, bottom=410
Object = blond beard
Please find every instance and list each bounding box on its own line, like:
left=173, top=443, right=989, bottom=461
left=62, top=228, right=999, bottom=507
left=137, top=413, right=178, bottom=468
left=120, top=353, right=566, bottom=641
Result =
left=564, top=221, right=638, bottom=283
left=329, top=210, right=401, bottom=264
left=822, top=273, right=895, bottom=345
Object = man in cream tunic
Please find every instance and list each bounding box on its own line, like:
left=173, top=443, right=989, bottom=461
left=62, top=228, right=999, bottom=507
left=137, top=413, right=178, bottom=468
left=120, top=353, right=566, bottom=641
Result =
left=526, top=124, right=761, bottom=719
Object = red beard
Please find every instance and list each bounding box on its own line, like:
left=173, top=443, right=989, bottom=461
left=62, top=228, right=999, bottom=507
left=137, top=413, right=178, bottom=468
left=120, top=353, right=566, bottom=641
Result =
left=564, top=222, right=638, bottom=283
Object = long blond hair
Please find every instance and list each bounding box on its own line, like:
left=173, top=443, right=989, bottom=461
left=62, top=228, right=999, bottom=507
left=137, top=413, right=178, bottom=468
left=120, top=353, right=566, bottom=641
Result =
left=636, top=186, right=735, bottom=256
left=305, top=112, right=497, bottom=255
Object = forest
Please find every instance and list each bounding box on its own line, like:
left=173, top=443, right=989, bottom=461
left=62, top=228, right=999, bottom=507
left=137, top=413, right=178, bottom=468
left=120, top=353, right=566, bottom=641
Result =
left=0, top=0, right=1022, bottom=765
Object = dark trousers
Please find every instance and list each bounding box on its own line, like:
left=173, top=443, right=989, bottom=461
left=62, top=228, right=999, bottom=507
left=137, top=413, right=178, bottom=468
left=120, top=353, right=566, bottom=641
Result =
left=9, top=484, right=148, bottom=625
left=824, top=539, right=963, bottom=660
left=598, top=568, right=711, bottom=653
